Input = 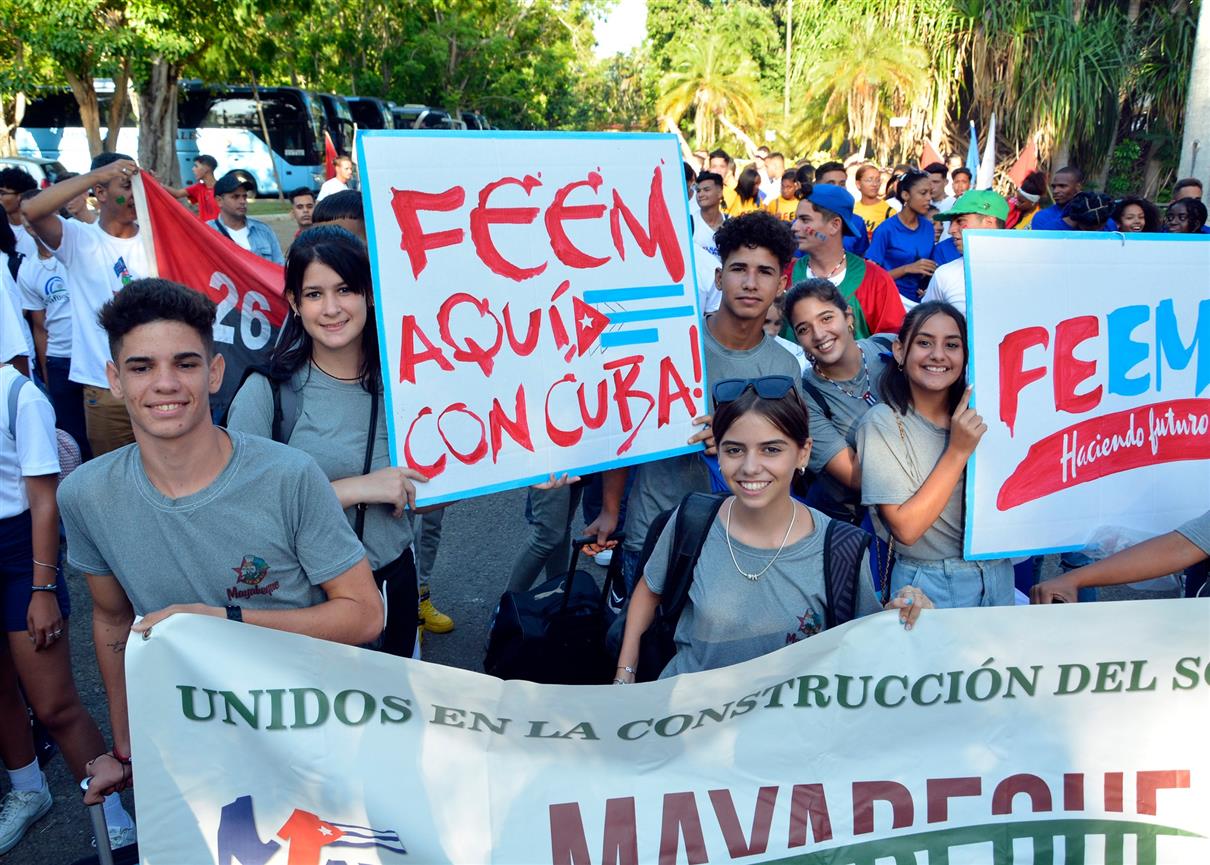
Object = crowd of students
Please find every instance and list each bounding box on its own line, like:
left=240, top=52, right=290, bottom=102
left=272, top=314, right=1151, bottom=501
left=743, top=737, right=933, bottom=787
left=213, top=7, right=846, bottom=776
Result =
left=0, top=142, right=1207, bottom=856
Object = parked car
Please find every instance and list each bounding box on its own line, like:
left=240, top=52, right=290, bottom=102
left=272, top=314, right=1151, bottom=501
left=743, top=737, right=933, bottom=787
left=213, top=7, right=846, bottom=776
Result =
left=390, top=104, right=462, bottom=130
left=461, top=112, right=492, bottom=130
left=0, top=155, right=71, bottom=187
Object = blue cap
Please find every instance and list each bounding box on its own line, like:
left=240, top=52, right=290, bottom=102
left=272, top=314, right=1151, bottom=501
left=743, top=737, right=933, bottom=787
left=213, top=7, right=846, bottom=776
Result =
left=805, top=184, right=867, bottom=240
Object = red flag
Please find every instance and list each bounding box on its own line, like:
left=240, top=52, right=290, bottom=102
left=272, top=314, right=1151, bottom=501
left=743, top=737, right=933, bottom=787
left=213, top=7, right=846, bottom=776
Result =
left=920, top=140, right=944, bottom=168
left=1007, top=137, right=1038, bottom=188
left=134, top=173, right=288, bottom=417
left=324, top=131, right=338, bottom=180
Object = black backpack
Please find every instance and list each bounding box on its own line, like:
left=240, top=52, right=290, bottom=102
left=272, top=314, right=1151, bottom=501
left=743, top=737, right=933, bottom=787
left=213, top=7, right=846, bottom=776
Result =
left=620, top=491, right=872, bottom=682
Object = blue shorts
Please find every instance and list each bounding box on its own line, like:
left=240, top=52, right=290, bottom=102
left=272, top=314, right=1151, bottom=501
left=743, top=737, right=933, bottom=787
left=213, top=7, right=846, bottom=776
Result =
left=0, top=510, right=71, bottom=632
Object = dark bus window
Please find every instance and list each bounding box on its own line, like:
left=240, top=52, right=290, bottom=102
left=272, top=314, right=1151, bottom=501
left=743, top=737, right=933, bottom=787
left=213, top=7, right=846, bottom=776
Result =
left=21, top=92, right=137, bottom=128
left=349, top=100, right=388, bottom=130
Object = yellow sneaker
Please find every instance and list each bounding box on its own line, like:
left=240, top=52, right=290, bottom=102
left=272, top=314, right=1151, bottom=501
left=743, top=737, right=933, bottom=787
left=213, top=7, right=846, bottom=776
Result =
left=418, top=584, right=454, bottom=634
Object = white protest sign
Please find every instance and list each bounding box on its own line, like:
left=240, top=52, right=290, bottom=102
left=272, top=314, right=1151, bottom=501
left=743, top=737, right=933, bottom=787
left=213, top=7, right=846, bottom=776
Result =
left=963, top=231, right=1210, bottom=559
left=356, top=132, right=705, bottom=505
left=128, top=602, right=1209, bottom=864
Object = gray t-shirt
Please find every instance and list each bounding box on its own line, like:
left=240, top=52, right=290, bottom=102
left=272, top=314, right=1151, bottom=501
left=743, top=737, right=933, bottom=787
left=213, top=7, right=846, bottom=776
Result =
left=803, top=336, right=893, bottom=513
left=1176, top=510, right=1210, bottom=556
left=644, top=504, right=881, bottom=678
left=857, top=404, right=964, bottom=560
left=623, top=324, right=804, bottom=553
left=58, top=431, right=366, bottom=616
left=227, top=367, right=411, bottom=570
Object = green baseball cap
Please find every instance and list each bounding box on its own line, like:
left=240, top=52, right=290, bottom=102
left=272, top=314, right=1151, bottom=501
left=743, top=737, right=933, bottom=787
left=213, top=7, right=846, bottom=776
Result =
left=935, top=189, right=1008, bottom=221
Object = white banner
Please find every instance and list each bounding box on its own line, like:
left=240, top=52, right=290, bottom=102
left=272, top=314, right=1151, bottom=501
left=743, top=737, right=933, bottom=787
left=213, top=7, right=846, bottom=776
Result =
left=128, top=601, right=1210, bottom=864
left=963, top=231, right=1210, bottom=559
left=357, top=131, right=705, bottom=505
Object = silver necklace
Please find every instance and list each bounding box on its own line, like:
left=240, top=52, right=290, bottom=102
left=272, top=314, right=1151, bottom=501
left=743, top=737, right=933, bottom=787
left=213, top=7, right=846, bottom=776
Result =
left=816, top=349, right=877, bottom=406
left=724, top=499, right=797, bottom=581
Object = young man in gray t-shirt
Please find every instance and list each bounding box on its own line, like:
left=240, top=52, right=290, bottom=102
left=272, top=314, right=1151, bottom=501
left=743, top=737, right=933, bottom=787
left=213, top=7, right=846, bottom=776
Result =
left=613, top=212, right=803, bottom=592
left=58, top=279, right=382, bottom=805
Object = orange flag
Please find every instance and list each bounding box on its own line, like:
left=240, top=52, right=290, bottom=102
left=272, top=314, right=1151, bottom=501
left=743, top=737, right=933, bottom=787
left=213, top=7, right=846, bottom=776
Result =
left=1008, top=137, right=1038, bottom=188
left=920, top=140, right=944, bottom=168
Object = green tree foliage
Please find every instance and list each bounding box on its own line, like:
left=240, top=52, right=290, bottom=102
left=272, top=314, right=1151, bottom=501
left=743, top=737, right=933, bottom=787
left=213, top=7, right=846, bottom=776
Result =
left=277, top=0, right=602, bottom=129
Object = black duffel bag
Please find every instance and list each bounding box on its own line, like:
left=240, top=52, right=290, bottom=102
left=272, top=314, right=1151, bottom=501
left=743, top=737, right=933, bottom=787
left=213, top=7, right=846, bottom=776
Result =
left=484, top=534, right=624, bottom=685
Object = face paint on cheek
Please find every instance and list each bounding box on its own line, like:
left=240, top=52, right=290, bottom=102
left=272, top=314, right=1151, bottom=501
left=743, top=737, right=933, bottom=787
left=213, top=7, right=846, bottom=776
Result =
left=116, top=196, right=127, bottom=205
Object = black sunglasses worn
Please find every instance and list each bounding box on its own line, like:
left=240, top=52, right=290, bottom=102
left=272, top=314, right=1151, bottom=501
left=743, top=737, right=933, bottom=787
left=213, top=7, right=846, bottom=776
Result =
left=712, top=375, right=797, bottom=405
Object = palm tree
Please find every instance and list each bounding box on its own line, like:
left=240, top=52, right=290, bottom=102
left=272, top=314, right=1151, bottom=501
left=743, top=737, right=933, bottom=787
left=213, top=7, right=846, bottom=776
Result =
left=807, top=19, right=929, bottom=157
left=657, top=31, right=762, bottom=148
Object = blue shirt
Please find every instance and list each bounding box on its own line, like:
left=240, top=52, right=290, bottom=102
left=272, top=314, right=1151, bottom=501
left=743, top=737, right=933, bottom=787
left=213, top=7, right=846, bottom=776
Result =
left=867, top=213, right=936, bottom=300
left=206, top=217, right=285, bottom=266
left=931, top=237, right=961, bottom=266
left=1029, top=204, right=1068, bottom=231
left=843, top=231, right=870, bottom=257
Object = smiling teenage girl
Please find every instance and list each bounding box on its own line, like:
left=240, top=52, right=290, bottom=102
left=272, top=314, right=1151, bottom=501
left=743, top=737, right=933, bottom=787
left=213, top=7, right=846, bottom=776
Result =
left=785, top=279, right=893, bottom=523
left=228, top=226, right=443, bottom=655
left=614, top=377, right=932, bottom=681
left=856, top=301, right=1013, bottom=607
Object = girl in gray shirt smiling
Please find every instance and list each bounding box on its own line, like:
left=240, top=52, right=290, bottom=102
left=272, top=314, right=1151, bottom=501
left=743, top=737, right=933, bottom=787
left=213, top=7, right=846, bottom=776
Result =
left=614, top=376, right=932, bottom=681
left=857, top=301, right=1013, bottom=607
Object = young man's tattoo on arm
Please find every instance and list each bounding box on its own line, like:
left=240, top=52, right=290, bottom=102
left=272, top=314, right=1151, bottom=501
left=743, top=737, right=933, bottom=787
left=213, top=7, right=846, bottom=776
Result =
left=107, top=640, right=126, bottom=654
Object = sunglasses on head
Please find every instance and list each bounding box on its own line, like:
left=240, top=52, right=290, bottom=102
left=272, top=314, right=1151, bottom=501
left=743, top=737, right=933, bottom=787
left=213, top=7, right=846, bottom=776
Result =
left=712, top=375, right=797, bottom=405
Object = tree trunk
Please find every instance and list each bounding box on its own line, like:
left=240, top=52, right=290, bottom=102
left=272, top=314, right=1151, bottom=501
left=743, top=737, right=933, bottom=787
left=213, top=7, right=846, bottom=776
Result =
left=104, top=57, right=132, bottom=152
left=0, top=40, right=27, bottom=158
left=0, top=92, right=27, bottom=158
left=64, top=71, right=103, bottom=158
left=1178, top=0, right=1209, bottom=180
left=1052, top=141, right=1071, bottom=172
left=137, top=59, right=182, bottom=184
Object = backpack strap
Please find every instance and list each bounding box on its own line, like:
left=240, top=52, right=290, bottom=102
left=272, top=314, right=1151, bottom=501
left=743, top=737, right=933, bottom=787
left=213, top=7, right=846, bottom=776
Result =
left=800, top=378, right=834, bottom=421
left=224, top=365, right=303, bottom=444
left=822, top=517, right=872, bottom=629
left=6, top=373, right=30, bottom=440
left=659, top=492, right=727, bottom=621
left=275, top=372, right=302, bottom=444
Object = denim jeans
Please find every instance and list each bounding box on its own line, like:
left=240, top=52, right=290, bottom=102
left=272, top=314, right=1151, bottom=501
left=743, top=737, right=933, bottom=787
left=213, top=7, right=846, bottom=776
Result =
left=892, top=555, right=1015, bottom=608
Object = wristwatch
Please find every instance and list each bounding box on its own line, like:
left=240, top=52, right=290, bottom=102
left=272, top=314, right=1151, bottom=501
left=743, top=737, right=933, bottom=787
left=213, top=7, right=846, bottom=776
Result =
left=225, top=605, right=243, bottom=622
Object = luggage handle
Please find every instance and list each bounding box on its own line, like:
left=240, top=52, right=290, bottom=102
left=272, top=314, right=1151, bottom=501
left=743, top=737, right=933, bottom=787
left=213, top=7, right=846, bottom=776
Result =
left=81, top=778, right=116, bottom=865
left=562, top=531, right=624, bottom=614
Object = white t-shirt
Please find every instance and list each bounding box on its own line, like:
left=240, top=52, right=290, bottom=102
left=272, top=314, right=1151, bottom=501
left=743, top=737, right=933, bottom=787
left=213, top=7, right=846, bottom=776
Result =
left=10, top=223, right=38, bottom=260
left=317, top=178, right=348, bottom=201
left=692, top=210, right=723, bottom=314
left=50, top=218, right=150, bottom=388
left=17, top=254, right=72, bottom=357
left=1, top=262, right=33, bottom=358
left=222, top=222, right=252, bottom=251
left=921, top=258, right=966, bottom=313
left=0, top=273, right=28, bottom=363
left=0, top=365, right=59, bottom=518
left=774, top=334, right=809, bottom=374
